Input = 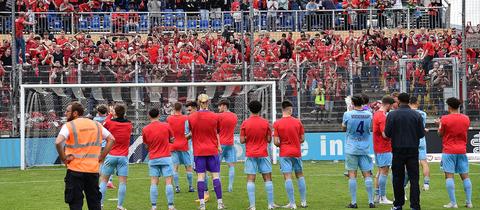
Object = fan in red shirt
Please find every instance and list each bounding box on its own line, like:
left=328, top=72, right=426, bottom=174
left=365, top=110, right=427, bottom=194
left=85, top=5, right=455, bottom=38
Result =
left=99, top=104, right=133, bottom=210
left=372, top=96, right=395, bottom=204
left=239, top=100, right=277, bottom=209
left=217, top=99, right=238, bottom=192
left=437, top=97, right=473, bottom=208
left=142, top=108, right=177, bottom=210
left=273, top=100, right=307, bottom=208
left=166, top=102, right=194, bottom=193
left=188, top=94, right=224, bottom=209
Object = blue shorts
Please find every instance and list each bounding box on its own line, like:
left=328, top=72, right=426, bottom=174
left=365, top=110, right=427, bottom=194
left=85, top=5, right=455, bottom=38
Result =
left=279, top=157, right=303, bottom=173
left=419, top=140, right=427, bottom=160
left=171, top=151, right=192, bottom=166
left=194, top=155, right=220, bottom=173
left=244, top=157, right=272, bottom=175
left=100, top=155, right=129, bottom=177
left=441, top=154, right=469, bottom=174
left=221, top=145, right=237, bottom=163
left=149, top=157, right=174, bottom=177
left=375, top=152, right=392, bottom=168
left=345, top=154, right=373, bottom=172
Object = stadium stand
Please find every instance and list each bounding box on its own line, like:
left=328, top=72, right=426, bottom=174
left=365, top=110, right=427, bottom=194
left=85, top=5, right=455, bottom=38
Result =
left=1, top=0, right=479, bottom=136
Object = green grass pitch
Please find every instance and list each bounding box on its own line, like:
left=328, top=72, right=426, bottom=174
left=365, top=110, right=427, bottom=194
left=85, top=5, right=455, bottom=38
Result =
left=0, top=162, right=479, bottom=210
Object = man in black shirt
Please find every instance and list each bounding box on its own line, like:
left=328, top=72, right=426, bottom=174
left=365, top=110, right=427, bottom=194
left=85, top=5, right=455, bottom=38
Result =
left=385, top=93, right=425, bottom=210
left=0, top=48, right=12, bottom=66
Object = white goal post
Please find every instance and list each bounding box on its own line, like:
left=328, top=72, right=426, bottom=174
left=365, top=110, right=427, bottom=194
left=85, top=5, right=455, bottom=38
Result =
left=20, top=81, right=277, bottom=170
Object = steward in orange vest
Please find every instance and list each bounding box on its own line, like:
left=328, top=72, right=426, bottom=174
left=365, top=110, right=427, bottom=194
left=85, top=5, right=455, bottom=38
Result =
left=55, top=102, right=115, bottom=210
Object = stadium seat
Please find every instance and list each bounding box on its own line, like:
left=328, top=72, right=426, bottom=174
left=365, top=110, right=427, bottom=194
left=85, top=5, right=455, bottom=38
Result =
left=149, top=91, right=161, bottom=102
left=164, top=14, right=174, bottom=27
left=224, top=13, right=233, bottom=26
left=111, top=87, right=123, bottom=102
left=176, top=18, right=185, bottom=28
left=53, top=17, right=63, bottom=31
left=168, top=87, right=178, bottom=103
left=199, top=19, right=209, bottom=29
left=140, top=14, right=149, bottom=30
left=51, top=88, right=67, bottom=97
left=103, top=15, right=111, bottom=29
left=187, top=19, right=197, bottom=29
left=78, top=19, right=88, bottom=31
left=47, top=14, right=57, bottom=30
left=205, top=86, right=216, bottom=99
left=92, top=88, right=104, bottom=101
left=91, top=15, right=101, bottom=30
left=221, top=86, right=235, bottom=98
left=187, top=87, right=195, bottom=101
left=260, top=14, right=268, bottom=29
left=282, top=13, right=293, bottom=28
left=212, top=19, right=221, bottom=29
left=71, top=88, right=86, bottom=100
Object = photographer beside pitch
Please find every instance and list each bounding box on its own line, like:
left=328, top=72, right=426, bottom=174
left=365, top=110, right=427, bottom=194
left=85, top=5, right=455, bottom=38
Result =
left=55, top=102, right=115, bottom=210
left=384, top=93, right=425, bottom=210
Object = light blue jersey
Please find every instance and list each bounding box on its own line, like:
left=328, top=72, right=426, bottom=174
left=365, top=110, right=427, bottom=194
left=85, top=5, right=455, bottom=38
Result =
left=343, top=110, right=373, bottom=155
left=94, top=115, right=107, bottom=147
left=184, top=120, right=190, bottom=135
left=415, top=109, right=427, bottom=145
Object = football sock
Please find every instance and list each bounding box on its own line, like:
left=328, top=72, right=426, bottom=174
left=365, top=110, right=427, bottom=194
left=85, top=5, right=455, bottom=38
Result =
left=166, top=184, right=174, bottom=206
left=298, top=177, right=307, bottom=202
left=150, top=184, right=158, bottom=207
left=285, top=179, right=295, bottom=204
left=463, top=178, right=472, bottom=204
left=349, top=178, right=357, bottom=204
left=265, top=181, right=274, bottom=206
left=446, top=178, right=457, bottom=204
left=247, top=181, right=255, bottom=207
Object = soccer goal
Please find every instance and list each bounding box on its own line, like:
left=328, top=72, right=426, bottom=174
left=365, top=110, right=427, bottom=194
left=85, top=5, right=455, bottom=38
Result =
left=19, top=81, right=278, bottom=170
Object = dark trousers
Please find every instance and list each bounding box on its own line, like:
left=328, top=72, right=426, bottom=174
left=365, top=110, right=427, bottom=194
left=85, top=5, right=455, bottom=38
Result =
left=392, top=148, right=421, bottom=210
left=64, top=169, right=101, bottom=210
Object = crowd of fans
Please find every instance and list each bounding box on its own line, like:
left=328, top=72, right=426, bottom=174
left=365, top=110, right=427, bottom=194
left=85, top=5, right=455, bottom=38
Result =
left=1, top=12, right=480, bottom=128
left=13, top=0, right=439, bottom=13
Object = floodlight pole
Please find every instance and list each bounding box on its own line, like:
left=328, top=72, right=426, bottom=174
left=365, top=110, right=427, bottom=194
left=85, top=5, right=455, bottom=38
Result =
left=461, top=0, right=467, bottom=113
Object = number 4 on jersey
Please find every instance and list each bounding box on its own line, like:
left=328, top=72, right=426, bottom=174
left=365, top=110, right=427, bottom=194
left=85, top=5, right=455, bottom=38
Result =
left=356, top=121, right=364, bottom=135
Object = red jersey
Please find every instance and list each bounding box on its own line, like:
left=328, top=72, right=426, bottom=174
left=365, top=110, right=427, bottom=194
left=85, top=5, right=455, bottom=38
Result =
left=372, top=110, right=391, bottom=153
left=273, top=116, right=304, bottom=157
left=188, top=110, right=220, bottom=156
left=218, top=112, right=238, bottom=146
left=15, top=17, right=25, bottom=38
left=440, top=113, right=470, bottom=154
left=103, top=116, right=133, bottom=156
left=166, top=114, right=189, bottom=151
left=142, top=121, right=174, bottom=159
left=423, top=41, right=435, bottom=57
left=241, top=115, right=271, bottom=157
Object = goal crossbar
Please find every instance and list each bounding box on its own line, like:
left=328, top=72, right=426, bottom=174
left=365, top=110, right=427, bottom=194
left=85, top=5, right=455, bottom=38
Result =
left=20, top=81, right=277, bottom=170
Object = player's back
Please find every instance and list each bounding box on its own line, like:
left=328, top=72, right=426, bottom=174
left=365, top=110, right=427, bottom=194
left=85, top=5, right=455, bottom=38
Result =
left=274, top=116, right=304, bottom=157
left=372, top=110, right=391, bottom=153
left=104, top=117, right=133, bottom=156
left=441, top=113, right=470, bottom=154
left=241, top=115, right=271, bottom=157
left=188, top=111, right=219, bottom=156
left=218, top=112, right=238, bottom=145
left=343, top=110, right=372, bottom=155
left=142, top=121, right=173, bottom=159
left=167, top=115, right=189, bottom=151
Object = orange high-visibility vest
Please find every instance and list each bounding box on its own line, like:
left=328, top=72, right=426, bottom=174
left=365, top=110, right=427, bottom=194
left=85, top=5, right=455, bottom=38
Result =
left=64, top=118, right=103, bottom=173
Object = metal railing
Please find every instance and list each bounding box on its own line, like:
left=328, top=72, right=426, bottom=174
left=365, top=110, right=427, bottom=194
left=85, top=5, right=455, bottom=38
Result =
left=15, top=56, right=461, bottom=131
left=0, top=6, right=449, bottom=35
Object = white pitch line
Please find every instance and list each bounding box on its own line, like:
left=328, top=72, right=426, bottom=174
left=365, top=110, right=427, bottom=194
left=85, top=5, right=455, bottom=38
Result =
left=2, top=173, right=480, bottom=185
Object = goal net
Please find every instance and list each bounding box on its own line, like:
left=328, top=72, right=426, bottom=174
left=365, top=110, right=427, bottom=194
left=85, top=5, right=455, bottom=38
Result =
left=20, top=81, right=277, bottom=170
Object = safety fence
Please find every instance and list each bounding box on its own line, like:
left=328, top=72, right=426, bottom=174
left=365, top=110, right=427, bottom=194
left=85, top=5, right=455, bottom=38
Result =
left=0, top=7, right=449, bottom=35
left=6, top=56, right=463, bottom=137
